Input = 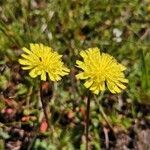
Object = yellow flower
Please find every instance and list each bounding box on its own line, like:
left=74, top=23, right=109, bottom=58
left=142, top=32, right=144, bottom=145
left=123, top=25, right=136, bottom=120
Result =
left=19, top=43, right=69, bottom=81
left=76, top=47, right=128, bottom=94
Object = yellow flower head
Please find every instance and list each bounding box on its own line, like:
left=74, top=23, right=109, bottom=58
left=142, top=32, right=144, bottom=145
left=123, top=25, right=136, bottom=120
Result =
left=76, top=47, right=128, bottom=94
left=19, top=43, right=69, bottom=81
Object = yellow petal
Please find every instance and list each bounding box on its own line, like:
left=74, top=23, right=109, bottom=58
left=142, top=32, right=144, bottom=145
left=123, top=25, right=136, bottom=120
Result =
left=48, top=72, right=61, bottom=81
left=119, top=64, right=126, bottom=71
left=80, top=51, right=87, bottom=58
left=29, top=68, right=38, bottom=78
left=84, top=80, right=93, bottom=88
left=113, top=86, right=121, bottom=93
left=30, top=43, right=36, bottom=53
left=93, top=89, right=99, bottom=95
left=76, top=60, right=83, bottom=66
left=41, top=71, right=46, bottom=81
left=107, top=82, right=116, bottom=94
left=48, top=73, right=55, bottom=81
left=60, top=71, right=69, bottom=76
left=99, top=82, right=105, bottom=91
left=63, top=67, right=70, bottom=73
left=55, top=75, right=61, bottom=81
left=90, top=83, right=98, bottom=91
left=116, top=82, right=126, bottom=89
left=19, top=59, right=30, bottom=65
left=22, top=66, right=33, bottom=70
left=76, top=60, right=86, bottom=69
left=21, top=54, right=34, bottom=61
left=22, top=47, right=32, bottom=54
left=76, top=73, right=88, bottom=79
left=119, top=78, right=128, bottom=83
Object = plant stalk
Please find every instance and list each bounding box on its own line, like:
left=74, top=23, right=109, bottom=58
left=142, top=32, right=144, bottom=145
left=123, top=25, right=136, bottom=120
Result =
left=40, top=81, right=50, bottom=128
left=86, top=93, right=91, bottom=150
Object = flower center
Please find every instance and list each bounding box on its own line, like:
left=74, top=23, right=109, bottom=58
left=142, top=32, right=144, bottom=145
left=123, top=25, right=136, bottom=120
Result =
left=39, top=57, right=42, bottom=61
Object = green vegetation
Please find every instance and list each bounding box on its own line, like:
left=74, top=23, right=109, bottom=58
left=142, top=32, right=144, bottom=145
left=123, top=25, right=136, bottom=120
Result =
left=0, top=0, right=150, bottom=149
